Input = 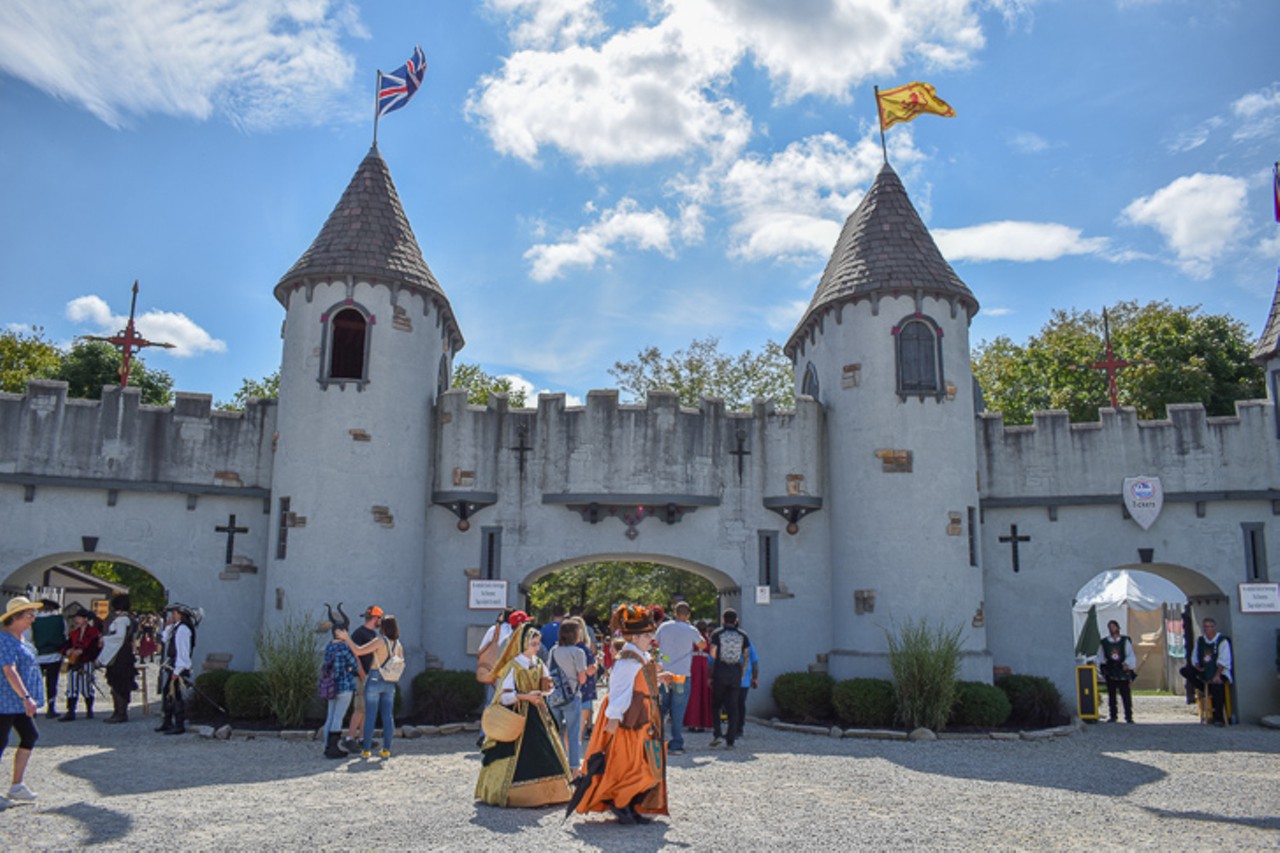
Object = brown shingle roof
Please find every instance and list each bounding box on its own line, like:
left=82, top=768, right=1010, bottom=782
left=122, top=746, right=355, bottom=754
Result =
left=275, top=145, right=445, bottom=305
left=786, top=163, right=977, bottom=357
left=1252, top=273, right=1280, bottom=363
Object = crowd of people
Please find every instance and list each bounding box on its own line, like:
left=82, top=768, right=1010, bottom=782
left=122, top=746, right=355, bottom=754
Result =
left=0, top=593, right=201, bottom=807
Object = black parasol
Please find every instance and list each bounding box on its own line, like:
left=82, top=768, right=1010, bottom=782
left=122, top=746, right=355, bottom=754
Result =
left=562, top=735, right=612, bottom=823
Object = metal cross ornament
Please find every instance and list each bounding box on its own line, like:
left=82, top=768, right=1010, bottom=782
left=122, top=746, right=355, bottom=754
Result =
left=82, top=281, right=175, bottom=387
left=998, top=524, right=1031, bottom=573
left=1091, top=308, right=1130, bottom=409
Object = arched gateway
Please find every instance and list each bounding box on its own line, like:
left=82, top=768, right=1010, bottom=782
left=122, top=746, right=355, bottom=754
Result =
left=1, top=147, right=1277, bottom=721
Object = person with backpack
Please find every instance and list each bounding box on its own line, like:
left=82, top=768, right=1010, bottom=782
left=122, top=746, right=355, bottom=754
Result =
left=340, top=615, right=404, bottom=758
left=548, top=620, right=591, bottom=773
left=708, top=609, right=751, bottom=749
left=1095, top=619, right=1136, bottom=724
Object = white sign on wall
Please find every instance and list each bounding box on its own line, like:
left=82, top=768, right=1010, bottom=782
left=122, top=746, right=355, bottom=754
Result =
left=1123, top=476, right=1163, bottom=530
left=756, top=585, right=771, bottom=605
left=468, top=579, right=508, bottom=610
left=1238, top=583, right=1280, bottom=613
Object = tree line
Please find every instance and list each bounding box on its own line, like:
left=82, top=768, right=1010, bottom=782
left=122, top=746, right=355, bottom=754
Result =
left=2, top=301, right=1266, bottom=424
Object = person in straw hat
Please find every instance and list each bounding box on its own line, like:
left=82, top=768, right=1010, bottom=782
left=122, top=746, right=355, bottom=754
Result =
left=0, top=596, right=49, bottom=804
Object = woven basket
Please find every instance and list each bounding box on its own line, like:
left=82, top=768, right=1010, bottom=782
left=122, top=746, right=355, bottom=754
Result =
left=481, top=703, right=524, bottom=742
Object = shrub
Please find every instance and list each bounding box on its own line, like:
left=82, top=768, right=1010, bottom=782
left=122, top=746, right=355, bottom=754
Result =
left=832, top=678, right=897, bottom=728
left=256, top=612, right=320, bottom=728
left=949, top=680, right=1012, bottom=728
left=771, top=672, right=834, bottom=723
left=224, top=672, right=271, bottom=719
left=191, top=669, right=237, bottom=718
left=412, top=670, right=485, bottom=724
left=886, top=619, right=963, bottom=732
left=996, top=674, right=1065, bottom=728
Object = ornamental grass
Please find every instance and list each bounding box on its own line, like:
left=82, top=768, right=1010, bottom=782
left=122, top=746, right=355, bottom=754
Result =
left=885, top=619, right=963, bottom=732
left=256, top=611, right=320, bottom=727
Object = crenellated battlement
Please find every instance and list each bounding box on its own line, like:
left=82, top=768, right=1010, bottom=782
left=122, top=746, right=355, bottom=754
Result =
left=433, top=387, right=824, bottom=502
left=978, top=399, right=1278, bottom=498
left=0, top=380, right=277, bottom=492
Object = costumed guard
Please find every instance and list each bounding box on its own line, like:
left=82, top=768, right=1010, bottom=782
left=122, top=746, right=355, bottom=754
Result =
left=99, top=594, right=136, bottom=724
left=58, top=603, right=102, bottom=720
left=31, top=600, right=66, bottom=720
left=570, top=604, right=670, bottom=826
left=1095, top=619, right=1136, bottom=724
left=475, top=622, right=574, bottom=808
left=1181, top=617, right=1233, bottom=726
left=157, top=604, right=198, bottom=735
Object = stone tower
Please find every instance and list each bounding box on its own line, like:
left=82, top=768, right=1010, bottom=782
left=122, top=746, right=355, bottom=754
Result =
left=1252, top=275, right=1280, bottom=408
left=785, top=163, right=990, bottom=680
left=265, top=145, right=463, bottom=660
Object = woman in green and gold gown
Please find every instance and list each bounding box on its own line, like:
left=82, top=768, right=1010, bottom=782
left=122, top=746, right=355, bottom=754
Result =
left=475, top=622, right=573, bottom=807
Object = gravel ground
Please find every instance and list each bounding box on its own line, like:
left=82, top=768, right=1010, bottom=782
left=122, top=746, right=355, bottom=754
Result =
left=2, top=694, right=1276, bottom=851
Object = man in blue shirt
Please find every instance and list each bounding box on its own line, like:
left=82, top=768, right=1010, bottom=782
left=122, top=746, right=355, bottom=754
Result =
left=735, top=629, right=759, bottom=740
left=539, top=606, right=566, bottom=661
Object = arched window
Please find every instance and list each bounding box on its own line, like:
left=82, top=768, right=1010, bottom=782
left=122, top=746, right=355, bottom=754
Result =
left=329, top=308, right=367, bottom=380
left=437, top=354, right=451, bottom=399
left=801, top=362, right=820, bottom=399
left=895, top=315, right=943, bottom=398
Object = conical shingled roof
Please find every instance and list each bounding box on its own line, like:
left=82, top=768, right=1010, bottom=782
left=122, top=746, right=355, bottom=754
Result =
left=785, top=163, right=977, bottom=357
left=1251, top=272, right=1280, bottom=363
left=275, top=145, right=447, bottom=307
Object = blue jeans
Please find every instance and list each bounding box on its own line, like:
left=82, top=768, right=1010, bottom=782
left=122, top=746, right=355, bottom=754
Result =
left=556, top=693, right=583, bottom=771
left=324, top=691, right=353, bottom=736
left=663, top=677, right=691, bottom=750
left=362, top=675, right=396, bottom=753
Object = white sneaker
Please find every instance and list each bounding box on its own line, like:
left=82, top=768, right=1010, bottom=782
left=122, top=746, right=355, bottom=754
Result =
left=7, top=783, right=36, bottom=802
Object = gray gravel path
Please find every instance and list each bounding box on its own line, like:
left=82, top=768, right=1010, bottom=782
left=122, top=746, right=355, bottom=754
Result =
left=3, top=695, right=1276, bottom=850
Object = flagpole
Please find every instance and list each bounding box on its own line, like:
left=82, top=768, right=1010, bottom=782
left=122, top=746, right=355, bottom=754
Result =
left=874, top=85, right=887, bottom=165
left=373, top=69, right=381, bottom=147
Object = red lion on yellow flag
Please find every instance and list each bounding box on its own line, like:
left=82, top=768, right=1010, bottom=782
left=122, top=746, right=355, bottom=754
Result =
left=877, top=82, right=956, bottom=130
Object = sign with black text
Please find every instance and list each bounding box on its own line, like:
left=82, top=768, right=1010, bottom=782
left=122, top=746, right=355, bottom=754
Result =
left=1238, top=583, right=1280, bottom=613
left=468, top=579, right=508, bottom=610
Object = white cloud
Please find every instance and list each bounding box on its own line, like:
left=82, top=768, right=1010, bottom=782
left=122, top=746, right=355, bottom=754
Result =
left=764, top=299, right=811, bottom=332
left=1167, top=116, right=1223, bottom=153
left=486, top=0, right=606, bottom=49
left=1230, top=82, right=1280, bottom=141
left=983, top=307, right=1013, bottom=316
left=0, top=1, right=362, bottom=130
left=65, top=295, right=226, bottom=357
left=1119, top=173, right=1248, bottom=279
left=722, top=131, right=923, bottom=262
left=524, top=198, right=677, bottom=280
left=932, top=221, right=1108, bottom=263
left=497, top=373, right=583, bottom=407
left=1009, top=131, right=1050, bottom=153
left=469, top=0, right=995, bottom=168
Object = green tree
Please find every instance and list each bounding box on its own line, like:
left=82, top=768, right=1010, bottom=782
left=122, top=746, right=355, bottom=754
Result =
left=528, top=561, right=718, bottom=627
left=609, top=336, right=795, bottom=411
left=74, top=560, right=167, bottom=613
left=0, top=326, right=62, bottom=392
left=451, top=363, right=528, bottom=406
left=216, top=369, right=280, bottom=411
left=55, top=340, right=174, bottom=406
left=972, top=301, right=1265, bottom=424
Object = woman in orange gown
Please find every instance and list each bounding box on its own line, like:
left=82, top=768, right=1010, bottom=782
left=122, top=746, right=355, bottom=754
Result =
left=574, top=604, right=671, bottom=825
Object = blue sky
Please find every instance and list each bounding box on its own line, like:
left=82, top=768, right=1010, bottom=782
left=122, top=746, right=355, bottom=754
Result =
left=1, top=1, right=1277, bottom=406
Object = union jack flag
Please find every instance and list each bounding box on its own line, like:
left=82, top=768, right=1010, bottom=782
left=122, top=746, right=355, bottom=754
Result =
left=377, top=45, right=427, bottom=118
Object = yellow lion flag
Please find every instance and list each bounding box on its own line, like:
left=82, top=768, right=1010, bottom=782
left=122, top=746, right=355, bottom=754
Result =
left=876, top=82, right=956, bottom=130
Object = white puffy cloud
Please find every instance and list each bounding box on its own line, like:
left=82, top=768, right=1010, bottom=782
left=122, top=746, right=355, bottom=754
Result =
left=66, top=295, right=226, bottom=357
left=722, top=131, right=924, bottom=262
left=1119, top=173, right=1248, bottom=279
left=470, top=0, right=994, bottom=168
left=498, top=373, right=583, bottom=407
left=932, top=221, right=1108, bottom=263
left=1230, top=83, right=1280, bottom=141
left=1009, top=131, right=1050, bottom=153
left=524, top=198, right=677, bottom=280
left=486, top=0, right=606, bottom=49
left=0, top=0, right=362, bottom=130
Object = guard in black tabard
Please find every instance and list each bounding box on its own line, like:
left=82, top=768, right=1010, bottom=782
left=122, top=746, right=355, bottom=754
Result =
left=1095, top=620, right=1136, bottom=723
left=1180, top=617, right=1233, bottom=726
left=156, top=604, right=197, bottom=735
